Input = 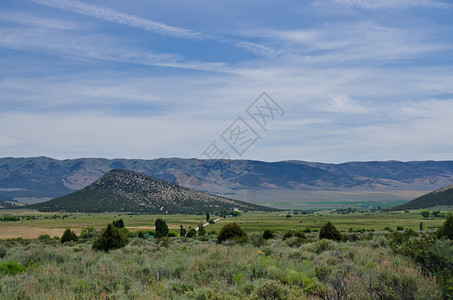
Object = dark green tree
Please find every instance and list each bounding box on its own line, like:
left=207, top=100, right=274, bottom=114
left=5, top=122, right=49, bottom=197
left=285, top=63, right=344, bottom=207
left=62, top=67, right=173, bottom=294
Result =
left=437, top=213, right=453, bottom=240
left=421, top=211, right=430, bottom=218
left=180, top=225, right=187, bottom=237
left=92, top=223, right=128, bottom=252
left=155, top=218, right=169, bottom=238
left=217, top=223, right=246, bottom=243
left=263, top=229, right=274, bottom=240
left=113, top=219, right=125, bottom=228
left=419, top=222, right=423, bottom=231
left=61, top=229, right=78, bottom=243
left=198, top=221, right=206, bottom=236
left=319, top=222, right=342, bottom=241
left=206, top=212, right=210, bottom=222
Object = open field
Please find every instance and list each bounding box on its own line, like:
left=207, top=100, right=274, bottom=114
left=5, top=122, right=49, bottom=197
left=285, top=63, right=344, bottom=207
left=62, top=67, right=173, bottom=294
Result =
left=0, top=209, right=449, bottom=239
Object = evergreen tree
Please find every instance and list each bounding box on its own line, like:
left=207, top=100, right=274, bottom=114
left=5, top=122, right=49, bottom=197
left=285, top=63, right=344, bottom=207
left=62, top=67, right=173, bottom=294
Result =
left=180, top=225, right=187, bottom=237
left=113, top=219, right=125, bottom=228
left=92, top=223, right=128, bottom=252
left=217, top=223, right=246, bottom=243
left=206, top=212, right=210, bottom=222
left=263, top=229, right=274, bottom=240
left=319, top=222, right=342, bottom=241
left=155, top=218, right=169, bottom=238
left=61, top=228, right=78, bottom=243
left=437, top=213, right=453, bottom=240
left=198, top=221, right=206, bottom=236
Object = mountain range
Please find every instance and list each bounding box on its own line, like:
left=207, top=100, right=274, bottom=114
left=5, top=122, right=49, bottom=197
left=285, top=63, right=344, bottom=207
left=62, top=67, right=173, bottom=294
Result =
left=28, top=169, right=273, bottom=213
left=1, top=157, right=453, bottom=208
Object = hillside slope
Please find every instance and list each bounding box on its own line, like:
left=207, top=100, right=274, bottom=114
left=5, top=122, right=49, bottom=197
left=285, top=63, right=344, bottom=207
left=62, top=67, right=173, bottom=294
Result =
left=28, top=169, right=275, bottom=213
left=393, top=185, right=453, bottom=210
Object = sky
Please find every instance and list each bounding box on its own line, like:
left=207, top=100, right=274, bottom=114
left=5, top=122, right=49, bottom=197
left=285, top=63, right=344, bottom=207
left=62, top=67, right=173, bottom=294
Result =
left=0, top=0, right=452, bottom=163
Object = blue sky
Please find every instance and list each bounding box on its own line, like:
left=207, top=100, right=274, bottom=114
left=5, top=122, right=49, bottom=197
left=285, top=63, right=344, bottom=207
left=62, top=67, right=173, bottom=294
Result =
left=0, top=0, right=452, bottom=163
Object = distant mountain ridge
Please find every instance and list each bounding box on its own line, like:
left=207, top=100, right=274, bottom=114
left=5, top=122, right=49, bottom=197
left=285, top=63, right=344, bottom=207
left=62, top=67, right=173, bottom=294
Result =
left=29, top=169, right=274, bottom=213
left=1, top=157, right=453, bottom=206
left=393, top=184, right=453, bottom=210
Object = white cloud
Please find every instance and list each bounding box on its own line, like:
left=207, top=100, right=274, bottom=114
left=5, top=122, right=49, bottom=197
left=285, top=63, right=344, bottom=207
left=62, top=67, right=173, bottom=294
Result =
left=325, top=94, right=368, bottom=113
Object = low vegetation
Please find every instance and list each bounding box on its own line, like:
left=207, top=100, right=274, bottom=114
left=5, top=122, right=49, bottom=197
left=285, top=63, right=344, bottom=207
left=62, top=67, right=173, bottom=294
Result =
left=0, top=211, right=452, bottom=299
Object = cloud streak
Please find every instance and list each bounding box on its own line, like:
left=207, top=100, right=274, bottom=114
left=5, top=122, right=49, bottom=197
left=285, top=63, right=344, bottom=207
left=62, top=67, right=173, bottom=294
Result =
left=28, top=0, right=274, bottom=56
left=29, top=0, right=203, bottom=39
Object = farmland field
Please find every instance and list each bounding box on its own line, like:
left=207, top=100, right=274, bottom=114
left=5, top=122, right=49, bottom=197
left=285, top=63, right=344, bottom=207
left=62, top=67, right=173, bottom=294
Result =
left=0, top=209, right=448, bottom=239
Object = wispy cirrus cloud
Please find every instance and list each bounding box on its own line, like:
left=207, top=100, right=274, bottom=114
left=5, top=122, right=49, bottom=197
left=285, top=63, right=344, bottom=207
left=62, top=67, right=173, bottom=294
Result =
left=28, top=0, right=203, bottom=39
left=28, top=0, right=274, bottom=56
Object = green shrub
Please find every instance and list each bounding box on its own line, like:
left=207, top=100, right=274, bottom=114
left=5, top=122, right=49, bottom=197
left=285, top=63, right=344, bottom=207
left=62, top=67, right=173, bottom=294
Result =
left=421, top=211, right=430, bottom=218
left=396, top=226, right=404, bottom=231
left=217, top=223, right=246, bottom=244
left=186, top=228, right=197, bottom=238
left=92, top=223, right=128, bottom=252
left=313, top=239, right=333, bottom=254
left=282, top=231, right=293, bottom=241
left=168, top=232, right=177, bottom=237
left=263, top=229, right=274, bottom=240
left=61, top=229, right=78, bottom=243
left=437, top=213, right=453, bottom=240
left=372, top=270, right=418, bottom=300
left=79, top=226, right=98, bottom=239
left=250, top=233, right=266, bottom=247
left=303, top=228, right=312, bottom=233
left=294, top=231, right=306, bottom=239
left=319, top=222, right=341, bottom=241
left=0, top=261, right=26, bottom=275
left=38, top=234, right=51, bottom=240
left=0, top=244, right=7, bottom=258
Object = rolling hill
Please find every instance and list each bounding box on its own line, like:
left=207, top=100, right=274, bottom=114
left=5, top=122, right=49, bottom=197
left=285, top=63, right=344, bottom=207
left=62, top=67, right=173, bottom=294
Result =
left=393, top=185, right=453, bottom=210
left=28, top=169, right=275, bottom=213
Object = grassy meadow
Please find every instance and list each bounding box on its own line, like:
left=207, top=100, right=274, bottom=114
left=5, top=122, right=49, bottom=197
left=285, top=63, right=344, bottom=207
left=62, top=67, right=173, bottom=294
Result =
left=0, top=209, right=447, bottom=240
